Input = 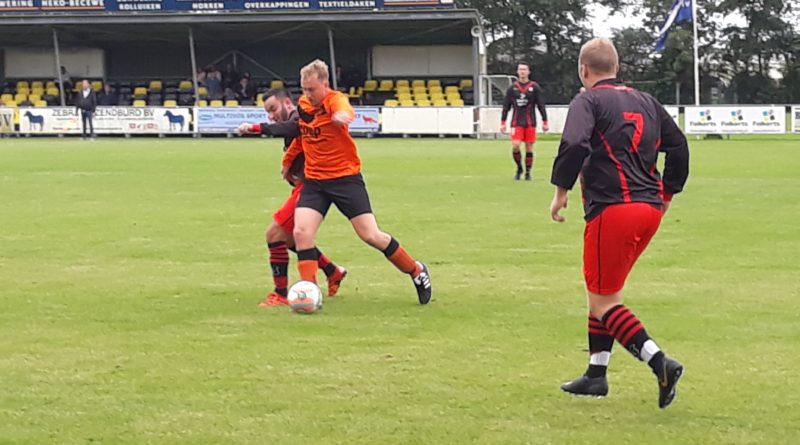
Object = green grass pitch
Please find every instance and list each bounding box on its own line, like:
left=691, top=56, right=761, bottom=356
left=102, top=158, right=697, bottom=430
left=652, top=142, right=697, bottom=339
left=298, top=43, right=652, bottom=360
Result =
left=1, top=135, right=799, bottom=444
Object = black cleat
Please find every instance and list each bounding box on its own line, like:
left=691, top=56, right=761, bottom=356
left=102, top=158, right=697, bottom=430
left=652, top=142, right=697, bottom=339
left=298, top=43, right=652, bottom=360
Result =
left=524, top=173, right=532, bottom=181
left=656, top=356, right=684, bottom=409
left=412, top=261, right=432, bottom=305
left=514, top=170, right=522, bottom=180
left=560, top=375, right=609, bottom=397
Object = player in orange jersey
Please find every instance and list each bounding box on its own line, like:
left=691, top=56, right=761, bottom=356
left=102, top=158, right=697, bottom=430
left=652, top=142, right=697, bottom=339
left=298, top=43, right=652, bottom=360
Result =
left=238, top=88, right=347, bottom=306
left=282, top=59, right=432, bottom=304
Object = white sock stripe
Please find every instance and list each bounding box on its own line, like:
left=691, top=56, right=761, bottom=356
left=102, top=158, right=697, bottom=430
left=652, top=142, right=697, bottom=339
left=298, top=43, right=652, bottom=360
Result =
left=640, top=339, right=661, bottom=362
left=589, top=351, right=611, bottom=366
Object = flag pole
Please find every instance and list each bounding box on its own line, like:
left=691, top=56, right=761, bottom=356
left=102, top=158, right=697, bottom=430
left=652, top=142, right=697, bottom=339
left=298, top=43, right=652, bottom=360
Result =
left=692, top=0, right=700, bottom=105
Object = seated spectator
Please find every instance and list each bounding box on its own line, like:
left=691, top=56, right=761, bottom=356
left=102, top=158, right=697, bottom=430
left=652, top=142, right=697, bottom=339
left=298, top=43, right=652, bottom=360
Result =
left=205, top=65, right=224, bottom=99
left=222, top=63, right=240, bottom=90
left=57, top=66, right=73, bottom=92
left=234, top=73, right=255, bottom=102
left=98, top=84, right=119, bottom=106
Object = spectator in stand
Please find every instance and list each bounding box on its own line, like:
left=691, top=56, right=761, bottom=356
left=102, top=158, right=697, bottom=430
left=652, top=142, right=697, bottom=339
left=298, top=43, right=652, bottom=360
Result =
left=98, top=83, right=119, bottom=106
left=234, top=73, right=256, bottom=102
left=196, top=67, right=207, bottom=86
left=57, top=66, right=73, bottom=92
left=222, top=63, right=240, bottom=90
left=205, top=65, right=224, bottom=99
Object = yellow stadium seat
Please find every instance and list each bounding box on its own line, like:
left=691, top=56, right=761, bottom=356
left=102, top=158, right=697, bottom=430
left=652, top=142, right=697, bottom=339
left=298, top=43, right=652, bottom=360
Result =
left=445, top=86, right=459, bottom=94
left=427, top=79, right=441, bottom=89
left=412, top=85, right=427, bottom=93
left=179, top=80, right=193, bottom=90
left=197, top=87, right=208, bottom=97
left=397, top=93, right=412, bottom=102
left=31, top=87, right=45, bottom=96
left=416, top=100, right=431, bottom=107
left=16, top=81, right=29, bottom=89
left=14, top=93, right=27, bottom=103
left=270, top=80, right=284, bottom=89
left=4, top=100, right=17, bottom=107
left=46, top=87, right=60, bottom=96
left=449, top=99, right=465, bottom=107
left=133, top=87, right=148, bottom=97
left=446, top=92, right=462, bottom=101
left=46, top=81, right=57, bottom=89
left=1, top=93, right=13, bottom=103
left=133, top=100, right=147, bottom=107
left=28, top=94, right=41, bottom=103
left=429, top=86, right=443, bottom=95
left=225, top=100, right=239, bottom=107
left=164, top=100, right=177, bottom=107
left=31, top=81, right=44, bottom=89
left=399, top=99, right=415, bottom=107
left=148, top=80, right=163, bottom=91
left=378, top=80, right=393, bottom=92
left=432, top=99, right=448, bottom=107
left=34, top=100, right=47, bottom=107
left=413, top=94, right=429, bottom=102
left=91, top=81, right=103, bottom=92
left=210, top=99, right=224, bottom=107
left=363, top=80, right=378, bottom=92
left=395, top=80, right=410, bottom=89
left=459, top=79, right=473, bottom=89
left=430, top=93, right=445, bottom=102
left=411, top=79, right=426, bottom=88
left=198, top=100, right=208, bottom=107
left=383, top=99, right=399, bottom=107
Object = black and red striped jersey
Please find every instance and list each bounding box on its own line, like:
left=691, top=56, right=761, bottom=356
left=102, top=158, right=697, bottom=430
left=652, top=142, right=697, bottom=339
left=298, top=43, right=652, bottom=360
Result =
left=258, top=109, right=304, bottom=186
left=551, top=78, right=690, bottom=221
left=501, top=80, right=548, bottom=128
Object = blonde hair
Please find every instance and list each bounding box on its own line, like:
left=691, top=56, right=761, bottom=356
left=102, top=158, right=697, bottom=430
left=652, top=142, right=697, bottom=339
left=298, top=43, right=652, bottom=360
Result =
left=300, top=59, right=329, bottom=83
left=579, top=38, right=619, bottom=75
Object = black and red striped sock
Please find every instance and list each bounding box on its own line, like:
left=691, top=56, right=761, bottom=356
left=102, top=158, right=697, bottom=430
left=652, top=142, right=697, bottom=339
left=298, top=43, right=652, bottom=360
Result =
left=587, top=315, right=614, bottom=378
left=268, top=241, right=289, bottom=296
left=315, top=247, right=338, bottom=277
left=512, top=150, right=522, bottom=171
left=601, top=304, right=665, bottom=372
left=525, top=152, right=534, bottom=174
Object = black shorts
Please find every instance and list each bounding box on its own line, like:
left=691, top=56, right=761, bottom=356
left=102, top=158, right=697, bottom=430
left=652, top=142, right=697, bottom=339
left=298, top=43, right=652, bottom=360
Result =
left=297, top=173, right=373, bottom=220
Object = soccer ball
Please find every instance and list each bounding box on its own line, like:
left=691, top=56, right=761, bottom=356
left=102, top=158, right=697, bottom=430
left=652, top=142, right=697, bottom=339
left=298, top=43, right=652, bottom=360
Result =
left=287, top=281, right=323, bottom=314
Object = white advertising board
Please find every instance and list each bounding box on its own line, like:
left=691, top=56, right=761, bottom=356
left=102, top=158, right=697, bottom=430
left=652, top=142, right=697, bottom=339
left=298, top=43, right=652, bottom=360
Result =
left=792, top=106, right=800, bottom=133
left=684, top=106, right=785, bottom=134
left=18, top=107, right=192, bottom=134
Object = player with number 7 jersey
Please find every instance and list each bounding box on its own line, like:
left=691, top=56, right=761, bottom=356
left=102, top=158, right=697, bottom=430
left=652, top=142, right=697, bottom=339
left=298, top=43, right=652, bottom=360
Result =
left=550, top=38, right=690, bottom=408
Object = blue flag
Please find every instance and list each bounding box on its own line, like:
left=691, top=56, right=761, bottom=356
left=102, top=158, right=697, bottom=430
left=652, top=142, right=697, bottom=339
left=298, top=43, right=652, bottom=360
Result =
left=655, top=0, right=693, bottom=52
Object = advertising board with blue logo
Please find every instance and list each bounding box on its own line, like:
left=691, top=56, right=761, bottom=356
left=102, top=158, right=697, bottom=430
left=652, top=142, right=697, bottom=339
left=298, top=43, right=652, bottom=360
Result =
left=684, top=106, right=786, bottom=134
left=195, top=107, right=269, bottom=134
left=350, top=107, right=380, bottom=134
left=17, top=106, right=192, bottom=134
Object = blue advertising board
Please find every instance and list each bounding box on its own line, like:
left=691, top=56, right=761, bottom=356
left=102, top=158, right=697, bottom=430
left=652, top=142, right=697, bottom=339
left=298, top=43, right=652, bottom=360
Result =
left=0, top=0, right=453, bottom=13
left=196, top=106, right=380, bottom=134
left=196, top=107, right=269, bottom=134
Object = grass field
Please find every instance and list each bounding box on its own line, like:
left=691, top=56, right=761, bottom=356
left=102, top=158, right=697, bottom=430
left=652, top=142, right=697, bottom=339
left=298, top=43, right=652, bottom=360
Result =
left=1, top=135, right=799, bottom=444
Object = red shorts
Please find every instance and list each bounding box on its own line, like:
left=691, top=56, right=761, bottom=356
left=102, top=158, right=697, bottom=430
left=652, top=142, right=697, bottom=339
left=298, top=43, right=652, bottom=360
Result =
left=583, top=203, right=663, bottom=295
left=512, top=127, right=537, bottom=143
left=272, top=183, right=303, bottom=233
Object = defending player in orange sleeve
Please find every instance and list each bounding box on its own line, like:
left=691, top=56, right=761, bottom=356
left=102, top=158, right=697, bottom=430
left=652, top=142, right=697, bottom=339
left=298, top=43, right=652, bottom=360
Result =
left=282, top=59, right=432, bottom=304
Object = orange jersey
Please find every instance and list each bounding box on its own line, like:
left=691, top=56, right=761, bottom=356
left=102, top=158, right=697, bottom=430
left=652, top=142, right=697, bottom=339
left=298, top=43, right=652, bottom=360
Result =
left=282, top=90, right=360, bottom=180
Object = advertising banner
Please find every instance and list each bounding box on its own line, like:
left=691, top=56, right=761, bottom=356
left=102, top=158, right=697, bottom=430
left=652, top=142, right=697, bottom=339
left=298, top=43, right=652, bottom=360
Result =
left=350, top=107, right=380, bottom=133
left=684, top=106, right=786, bottom=134
left=0, top=0, right=452, bottom=13
left=0, top=108, right=14, bottom=133
left=793, top=106, right=800, bottom=133
left=195, top=107, right=268, bottom=134
left=18, top=107, right=192, bottom=134
left=663, top=106, right=680, bottom=127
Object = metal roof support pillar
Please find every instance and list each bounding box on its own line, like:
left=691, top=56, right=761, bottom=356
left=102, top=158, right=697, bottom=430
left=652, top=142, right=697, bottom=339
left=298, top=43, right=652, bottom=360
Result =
left=52, top=27, right=65, bottom=106
left=188, top=26, right=199, bottom=106
left=327, top=25, right=338, bottom=90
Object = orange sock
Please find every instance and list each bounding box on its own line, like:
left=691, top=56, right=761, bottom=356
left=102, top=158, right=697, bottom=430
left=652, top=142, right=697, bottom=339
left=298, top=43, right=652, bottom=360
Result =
left=382, top=237, right=419, bottom=276
left=297, top=260, right=318, bottom=283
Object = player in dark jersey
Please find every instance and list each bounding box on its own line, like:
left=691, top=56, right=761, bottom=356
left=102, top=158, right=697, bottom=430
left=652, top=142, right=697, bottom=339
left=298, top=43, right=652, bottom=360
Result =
left=500, top=62, right=549, bottom=181
left=238, top=88, right=347, bottom=307
left=550, top=38, right=690, bottom=408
